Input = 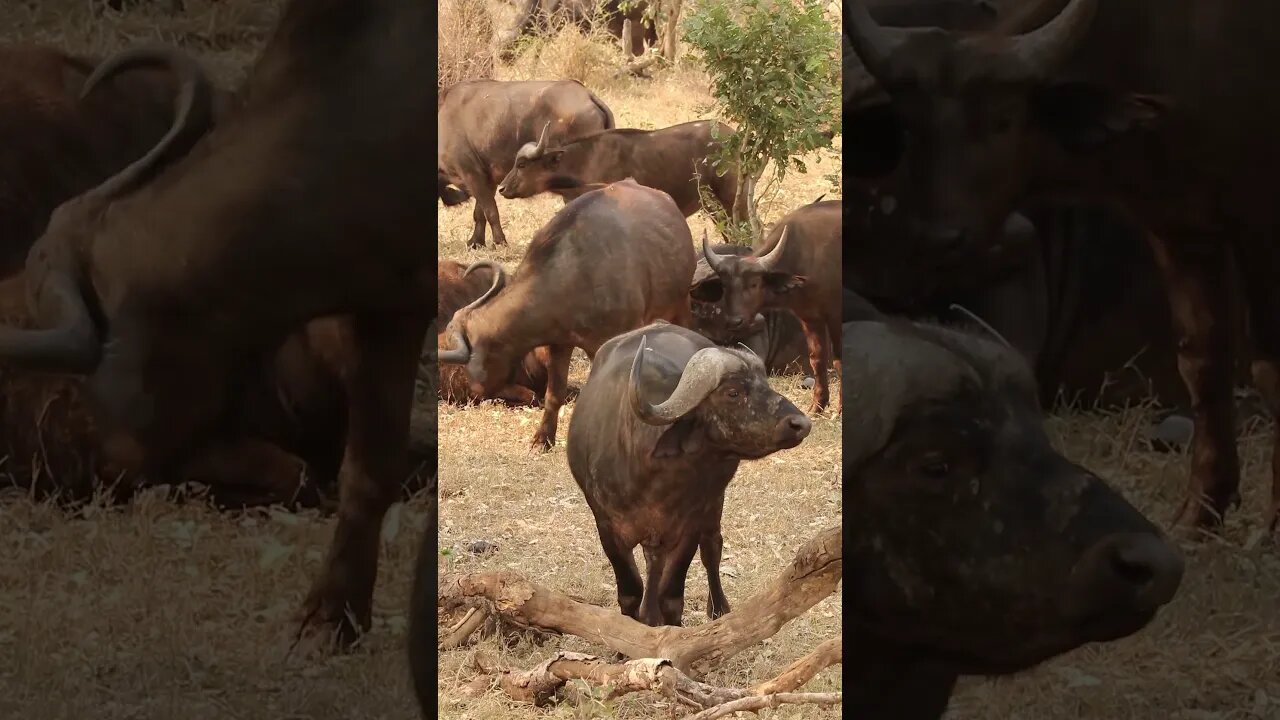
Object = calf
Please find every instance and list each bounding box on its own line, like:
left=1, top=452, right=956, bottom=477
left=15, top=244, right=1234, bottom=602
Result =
left=438, top=79, right=615, bottom=247
left=498, top=120, right=744, bottom=224
left=438, top=179, right=695, bottom=450
left=568, top=321, right=811, bottom=626
left=843, top=318, right=1183, bottom=718
left=697, top=200, right=841, bottom=412
left=437, top=259, right=555, bottom=407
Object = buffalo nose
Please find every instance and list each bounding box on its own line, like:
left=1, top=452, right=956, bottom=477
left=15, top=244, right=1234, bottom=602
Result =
left=1102, top=533, right=1184, bottom=611
left=781, top=414, right=812, bottom=440
left=726, top=316, right=746, bottom=329
left=497, top=184, right=509, bottom=196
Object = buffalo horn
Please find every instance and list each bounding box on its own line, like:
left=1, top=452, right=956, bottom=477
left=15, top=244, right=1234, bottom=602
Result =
left=1009, top=0, right=1098, bottom=76
left=534, top=120, right=551, bottom=154
left=437, top=329, right=471, bottom=365
left=754, top=225, right=790, bottom=272
left=462, top=260, right=506, bottom=311
left=701, top=230, right=731, bottom=274
left=630, top=339, right=746, bottom=425
left=0, top=271, right=99, bottom=373
left=843, top=0, right=916, bottom=83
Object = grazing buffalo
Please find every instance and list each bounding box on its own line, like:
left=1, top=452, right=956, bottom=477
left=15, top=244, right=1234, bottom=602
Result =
left=437, top=79, right=615, bottom=248
left=0, top=0, right=436, bottom=646
left=498, top=120, right=744, bottom=225
left=0, top=44, right=230, bottom=277
left=690, top=243, right=809, bottom=377
left=437, top=259, right=558, bottom=407
left=843, top=318, right=1183, bottom=719
left=697, top=200, right=841, bottom=412
left=568, top=321, right=811, bottom=626
left=843, top=0, right=1280, bottom=530
left=497, top=0, right=658, bottom=60
left=438, top=179, right=696, bottom=450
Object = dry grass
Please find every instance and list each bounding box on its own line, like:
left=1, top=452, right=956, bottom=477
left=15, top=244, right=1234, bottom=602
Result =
left=439, top=0, right=495, bottom=91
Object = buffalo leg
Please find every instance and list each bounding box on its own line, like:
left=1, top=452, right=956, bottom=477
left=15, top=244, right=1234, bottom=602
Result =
left=178, top=438, right=318, bottom=509
left=530, top=344, right=572, bottom=452
left=298, top=310, right=429, bottom=646
left=1234, top=241, right=1280, bottom=531
left=468, top=182, right=507, bottom=248
left=656, top=535, right=701, bottom=626
left=637, top=544, right=669, bottom=626
left=700, top=526, right=731, bottom=619
left=594, top=517, right=644, bottom=619
left=1147, top=236, right=1240, bottom=530
left=827, top=317, right=842, bottom=415
left=800, top=316, right=831, bottom=413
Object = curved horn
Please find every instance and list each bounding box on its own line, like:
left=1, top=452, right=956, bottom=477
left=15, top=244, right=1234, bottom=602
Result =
left=1009, top=0, right=1098, bottom=75
left=80, top=45, right=216, bottom=202
left=462, top=260, right=506, bottom=311
left=0, top=271, right=99, bottom=373
left=843, top=0, right=917, bottom=83
left=437, top=328, right=471, bottom=365
left=534, top=120, right=551, bottom=153
left=701, top=230, right=731, bottom=274
left=755, top=225, right=790, bottom=272
left=630, top=341, right=746, bottom=425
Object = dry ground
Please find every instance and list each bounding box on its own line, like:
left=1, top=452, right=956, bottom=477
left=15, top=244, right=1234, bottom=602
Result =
left=0, top=2, right=1275, bottom=720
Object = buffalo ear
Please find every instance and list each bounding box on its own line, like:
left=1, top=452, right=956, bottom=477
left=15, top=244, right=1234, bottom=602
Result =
left=1032, top=83, right=1169, bottom=153
left=689, top=278, right=724, bottom=302
left=545, top=149, right=566, bottom=166
left=765, top=273, right=806, bottom=294
left=653, top=416, right=705, bottom=458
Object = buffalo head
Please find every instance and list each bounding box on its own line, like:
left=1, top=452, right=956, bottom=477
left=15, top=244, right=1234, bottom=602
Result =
left=630, top=337, right=811, bottom=459
left=497, top=121, right=575, bottom=199
left=693, top=229, right=805, bottom=335
left=843, top=0, right=1167, bottom=253
left=843, top=319, right=1182, bottom=681
left=437, top=260, right=513, bottom=396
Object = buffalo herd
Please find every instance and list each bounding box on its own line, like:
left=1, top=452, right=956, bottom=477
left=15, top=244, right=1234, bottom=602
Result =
left=4, top=0, right=1258, bottom=717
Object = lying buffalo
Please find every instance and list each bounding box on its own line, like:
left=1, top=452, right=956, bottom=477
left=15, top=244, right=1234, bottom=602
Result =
left=568, top=321, right=811, bottom=626
left=437, top=79, right=615, bottom=248
left=843, top=0, right=1280, bottom=530
left=438, top=179, right=695, bottom=450
left=437, top=260, right=558, bottom=407
left=843, top=318, right=1183, bottom=718
left=697, top=200, right=841, bottom=412
left=498, top=120, right=744, bottom=225
left=690, top=243, right=809, bottom=376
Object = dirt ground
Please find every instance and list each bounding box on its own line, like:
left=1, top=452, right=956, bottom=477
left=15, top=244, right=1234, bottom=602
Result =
left=0, top=2, right=1276, bottom=720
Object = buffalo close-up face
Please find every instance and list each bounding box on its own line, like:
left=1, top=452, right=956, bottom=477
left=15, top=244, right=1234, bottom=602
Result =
left=843, top=320, right=1183, bottom=676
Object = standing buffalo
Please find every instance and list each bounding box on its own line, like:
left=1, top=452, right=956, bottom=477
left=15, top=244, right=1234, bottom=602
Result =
left=438, top=179, right=696, bottom=450
left=0, top=44, right=230, bottom=277
left=690, top=243, right=810, bottom=377
left=696, top=200, right=841, bottom=412
left=497, top=0, right=658, bottom=60
left=843, top=0, right=1280, bottom=531
left=568, top=321, right=811, bottom=626
left=843, top=318, right=1183, bottom=718
left=437, top=259, right=557, bottom=407
left=498, top=120, right=745, bottom=224
left=0, top=0, right=437, bottom=646
left=437, top=79, right=615, bottom=248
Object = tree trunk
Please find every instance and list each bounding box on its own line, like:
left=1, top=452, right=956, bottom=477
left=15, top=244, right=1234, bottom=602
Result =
left=662, top=0, right=683, bottom=62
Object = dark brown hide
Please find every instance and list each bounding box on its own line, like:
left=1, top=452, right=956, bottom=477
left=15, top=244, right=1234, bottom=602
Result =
left=437, top=79, right=615, bottom=247
left=843, top=0, right=1280, bottom=529
left=498, top=120, right=743, bottom=224
left=439, top=179, right=696, bottom=450
left=0, top=0, right=437, bottom=645
left=567, top=321, right=811, bottom=627
left=843, top=318, right=1182, bottom=719
left=697, top=200, right=841, bottom=412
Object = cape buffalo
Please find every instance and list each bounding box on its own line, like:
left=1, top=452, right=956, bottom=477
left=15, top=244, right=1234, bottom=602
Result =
left=690, top=243, right=810, bottom=377
left=568, top=321, right=811, bottom=627
left=497, top=120, right=745, bottom=225
left=697, top=200, right=841, bottom=413
left=0, top=0, right=436, bottom=646
left=438, top=79, right=615, bottom=248
left=437, top=259, right=558, bottom=407
left=843, top=0, right=1280, bottom=531
left=0, top=44, right=230, bottom=277
left=438, top=179, right=696, bottom=451
left=497, top=0, right=658, bottom=60
left=844, top=318, right=1183, bottom=718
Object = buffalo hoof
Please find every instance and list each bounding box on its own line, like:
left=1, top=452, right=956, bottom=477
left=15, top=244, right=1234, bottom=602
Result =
left=293, top=592, right=368, bottom=654
left=707, top=594, right=730, bottom=620
left=528, top=433, right=555, bottom=453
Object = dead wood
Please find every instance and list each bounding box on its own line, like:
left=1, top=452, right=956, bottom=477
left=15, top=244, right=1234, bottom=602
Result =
left=438, top=525, right=842, bottom=714
left=616, top=51, right=664, bottom=78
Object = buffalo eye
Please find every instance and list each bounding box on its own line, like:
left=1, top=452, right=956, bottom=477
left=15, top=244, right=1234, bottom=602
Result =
left=725, top=387, right=740, bottom=399
left=516, top=159, right=526, bottom=169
